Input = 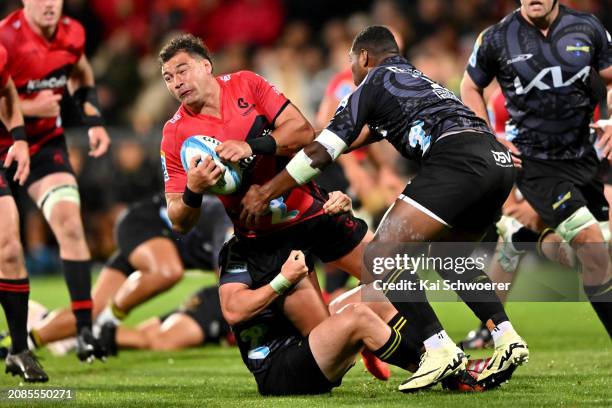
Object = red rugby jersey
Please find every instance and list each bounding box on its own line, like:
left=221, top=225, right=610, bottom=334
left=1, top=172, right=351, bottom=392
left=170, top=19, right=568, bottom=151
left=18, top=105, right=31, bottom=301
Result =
left=0, top=44, right=8, bottom=88
left=487, top=89, right=509, bottom=138
left=161, top=70, right=327, bottom=237
left=322, top=68, right=367, bottom=161
left=0, top=9, right=85, bottom=159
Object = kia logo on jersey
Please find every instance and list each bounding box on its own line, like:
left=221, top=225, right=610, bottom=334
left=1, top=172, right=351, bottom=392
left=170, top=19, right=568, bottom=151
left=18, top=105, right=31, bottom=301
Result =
left=513, top=66, right=590, bottom=95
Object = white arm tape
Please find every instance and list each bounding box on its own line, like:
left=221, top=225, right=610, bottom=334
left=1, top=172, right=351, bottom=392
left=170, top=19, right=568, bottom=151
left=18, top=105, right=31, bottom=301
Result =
left=596, top=119, right=612, bottom=128
left=286, top=150, right=320, bottom=185
left=316, top=129, right=348, bottom=160
left=286, top=130, right=348, bottom=185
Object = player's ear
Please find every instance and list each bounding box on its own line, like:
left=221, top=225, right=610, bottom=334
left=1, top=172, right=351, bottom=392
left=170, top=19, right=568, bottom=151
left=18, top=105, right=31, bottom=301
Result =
left=203, top=59, right=213, bottom=74
left=360, top=49, right=369, bottom=68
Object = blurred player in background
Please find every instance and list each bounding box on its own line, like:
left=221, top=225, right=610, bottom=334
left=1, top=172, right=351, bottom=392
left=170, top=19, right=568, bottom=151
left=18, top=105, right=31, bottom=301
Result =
left=99, top=286, right=233, bottom=354
left=461, top=0, right=612, bottom=337
left=0, top=43, right=48, bottom=382
left=0, top=0, right=111, bottom=361
left=19, top=194, right=231, bottom=352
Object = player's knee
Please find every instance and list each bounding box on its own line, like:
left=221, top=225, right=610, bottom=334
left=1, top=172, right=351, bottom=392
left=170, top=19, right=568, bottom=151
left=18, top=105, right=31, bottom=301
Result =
left=352, top=303, right=376, bottom=326
left=338, top=303, right=375, bottom=335
left=149, top=335, right=179, bottom=351
left=155, top=263, right=184, bottom=286
left=54, top=213, right=86, bottom=245
left=558, top=207, right=598, bottom=244
left=0, top=237, right=23, bottom=270
left=574, top=232, right=609, bottom=272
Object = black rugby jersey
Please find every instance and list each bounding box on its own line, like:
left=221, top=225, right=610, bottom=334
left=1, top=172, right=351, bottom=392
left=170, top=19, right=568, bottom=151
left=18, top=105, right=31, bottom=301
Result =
left=326, top=55, right=492, bottom=162
left=218, top=245, right=301, bottom=375
left=467, top=5, right=612, bottom=160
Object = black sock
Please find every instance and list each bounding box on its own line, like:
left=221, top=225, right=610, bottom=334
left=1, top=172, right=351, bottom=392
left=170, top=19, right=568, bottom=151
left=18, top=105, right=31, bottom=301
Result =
left=584, top=278, right=612, bottom=337
left=0, top=278, right=30, bottom=353
left=373, top=318, right=424, bottom=370
left=383, top=269, right=443, bottom=343
left=512, top=227, right=539, bottom=252
left=62, top=259, right=93, bottom=331
left=437, top=265, right=509, bottom=326
left=387, top=313, right=423, bottom=368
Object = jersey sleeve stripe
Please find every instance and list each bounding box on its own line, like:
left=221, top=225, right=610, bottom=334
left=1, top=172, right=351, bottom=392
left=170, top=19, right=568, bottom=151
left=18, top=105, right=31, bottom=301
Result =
left=271, top=99, right=291, bottom=127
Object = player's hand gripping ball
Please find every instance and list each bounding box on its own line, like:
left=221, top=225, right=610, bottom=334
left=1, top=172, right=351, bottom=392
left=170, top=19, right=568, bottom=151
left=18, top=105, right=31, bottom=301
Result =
left=180, top=136, right=243, bottom=195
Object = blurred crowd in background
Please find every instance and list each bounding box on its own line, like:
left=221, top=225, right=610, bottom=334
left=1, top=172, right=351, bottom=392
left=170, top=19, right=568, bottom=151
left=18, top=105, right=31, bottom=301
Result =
left=1, top=0, right=610, bottom=272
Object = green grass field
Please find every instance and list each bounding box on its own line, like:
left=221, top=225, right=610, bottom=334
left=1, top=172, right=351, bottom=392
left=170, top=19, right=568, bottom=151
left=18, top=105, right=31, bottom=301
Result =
left=0, top=271, right=610, bottom=407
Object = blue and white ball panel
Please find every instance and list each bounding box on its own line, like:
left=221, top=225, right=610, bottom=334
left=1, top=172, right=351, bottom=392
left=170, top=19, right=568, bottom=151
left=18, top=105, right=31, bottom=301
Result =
left=179, top=135, right=242, bottom=195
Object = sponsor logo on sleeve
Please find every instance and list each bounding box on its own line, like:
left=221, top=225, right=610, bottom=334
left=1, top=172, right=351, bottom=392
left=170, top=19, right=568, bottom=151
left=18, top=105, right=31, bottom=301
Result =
left=160, top=150, right=170, bottom=182
left=506, top=54, right=533, bottom=65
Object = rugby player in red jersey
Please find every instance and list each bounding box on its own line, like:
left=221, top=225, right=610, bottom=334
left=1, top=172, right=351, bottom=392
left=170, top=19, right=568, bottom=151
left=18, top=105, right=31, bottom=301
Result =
left=0, top=0, right=110, bottom=362
left=159, top=33, right=368, bottom=288
left=0, top=43, right=48, bottom=382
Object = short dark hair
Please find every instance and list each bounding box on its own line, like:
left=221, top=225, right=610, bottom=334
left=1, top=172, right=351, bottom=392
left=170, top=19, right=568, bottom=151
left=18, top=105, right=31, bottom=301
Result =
left=351, top=26, right=399, bottom=56
left=159, top=34, right=212, bottom=66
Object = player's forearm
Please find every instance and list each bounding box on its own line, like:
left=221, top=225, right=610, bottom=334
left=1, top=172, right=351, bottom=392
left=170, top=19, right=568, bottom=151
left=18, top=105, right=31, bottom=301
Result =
left=18, top=97, right=41, bottom=118
left=607, top=88, right=612, bottom=118
left=0, top=79, right=24, bottom=130
left=68, top=55, right=95, bottom=93
left=222, top=286, right=279, bottom=325
left=257, top=130, right=347, bottom=202
left=166, top=194, right=201, bottom=234
left=258, top=169, right=301, bottom=204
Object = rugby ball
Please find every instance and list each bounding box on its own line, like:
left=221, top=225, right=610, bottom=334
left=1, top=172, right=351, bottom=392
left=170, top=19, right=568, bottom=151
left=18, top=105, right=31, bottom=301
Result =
left=180, top=135, right=242, bottom=195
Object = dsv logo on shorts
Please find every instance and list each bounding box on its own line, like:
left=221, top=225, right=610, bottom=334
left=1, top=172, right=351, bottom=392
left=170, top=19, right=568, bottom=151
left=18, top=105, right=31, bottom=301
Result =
left=491, top=150, right=513, bottom=167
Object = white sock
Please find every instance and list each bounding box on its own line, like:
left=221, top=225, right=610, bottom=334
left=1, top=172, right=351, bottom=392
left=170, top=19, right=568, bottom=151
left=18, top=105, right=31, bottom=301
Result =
left=27, top=333, right=36, bottom=350
left=96, top=306, right=122, bottom=327
left=490, top=321, right=514, bottom=344
left=423, top=330, right=450, bottom=350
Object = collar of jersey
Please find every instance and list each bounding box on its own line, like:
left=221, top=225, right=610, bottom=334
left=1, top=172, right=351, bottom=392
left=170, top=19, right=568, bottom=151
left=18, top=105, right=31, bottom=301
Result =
left=515, top=4, right=565, bottom=41
left=380, top=55, right=408, bottom=66
left=18, top=9, right=60, bottom=49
